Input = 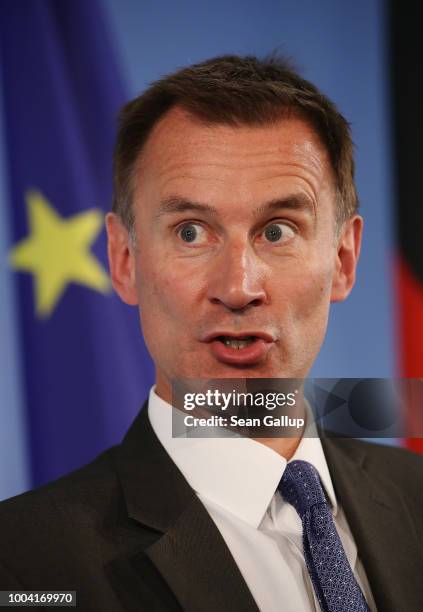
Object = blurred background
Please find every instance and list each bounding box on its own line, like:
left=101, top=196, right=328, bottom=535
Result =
left=0, top=0, right=421, bottom=501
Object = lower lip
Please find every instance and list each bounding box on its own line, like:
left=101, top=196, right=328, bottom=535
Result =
left=208, top=338, right=272, bottom=366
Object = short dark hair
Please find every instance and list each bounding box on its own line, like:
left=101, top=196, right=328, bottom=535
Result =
left=113, top=54, right=358, bottom=229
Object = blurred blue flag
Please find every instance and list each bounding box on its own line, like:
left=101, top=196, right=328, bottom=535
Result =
left=0, top=0, right=154, bottom=487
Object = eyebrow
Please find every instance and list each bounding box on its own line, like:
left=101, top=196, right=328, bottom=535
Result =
left=156, top=194, right=315, bottom=219
left=156, top=196, right=217, bottom=217
left=255, top=195, right=315, bottom=218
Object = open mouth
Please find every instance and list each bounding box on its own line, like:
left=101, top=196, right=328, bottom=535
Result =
left=206, top=334, right=273, bottom=365
left=216, top=336, right=256, bottom=349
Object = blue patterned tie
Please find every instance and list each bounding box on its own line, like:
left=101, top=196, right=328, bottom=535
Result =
left=279, top=460, right=370, bottom=612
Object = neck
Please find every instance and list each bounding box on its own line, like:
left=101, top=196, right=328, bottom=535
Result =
left=154, top=377, right=308, bottom=460
left=255, top=435, right=302, bottom=460
left=253, top=391, right=307, bottom=459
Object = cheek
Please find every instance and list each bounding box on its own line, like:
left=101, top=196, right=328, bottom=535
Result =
left=135, top=251, right=201, bottom=329
left=279, top=256, right=335, bottom=325
left=276, top=259, right=334, bottom=374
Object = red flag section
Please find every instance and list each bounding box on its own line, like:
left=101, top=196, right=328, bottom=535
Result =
left=396, top=257, right=423, bottom=452
left=390, top=2, right=423, bottom=452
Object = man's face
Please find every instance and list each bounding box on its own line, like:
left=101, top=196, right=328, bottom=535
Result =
left=107, top=107, right=362, bottom=403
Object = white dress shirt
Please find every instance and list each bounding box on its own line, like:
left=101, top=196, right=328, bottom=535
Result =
left=148, top=387, right=376, bottom=611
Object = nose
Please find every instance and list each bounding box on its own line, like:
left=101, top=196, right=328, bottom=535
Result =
left=207, top=241, right=268, bottom=311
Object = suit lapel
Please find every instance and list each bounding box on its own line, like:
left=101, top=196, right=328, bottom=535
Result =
left=322, top=436, right=423, bottom=612
left=111, top=403, right=259, bottom=612
left=145, top=495, right=259, bottom=612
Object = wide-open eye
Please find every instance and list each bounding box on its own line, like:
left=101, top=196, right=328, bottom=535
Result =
left=263, top=222, right=295, bottom=243
left=178, top=223, right=207, bottom=244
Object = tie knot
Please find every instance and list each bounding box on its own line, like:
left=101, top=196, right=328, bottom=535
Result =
left=279, top=460, right=327, bottom=519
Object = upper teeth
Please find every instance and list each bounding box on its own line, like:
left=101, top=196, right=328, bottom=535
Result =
left=222, top=337, right=254, bottom=349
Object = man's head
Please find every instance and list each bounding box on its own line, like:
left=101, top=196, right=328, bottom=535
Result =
left=106, top=55, right=362, bottom=402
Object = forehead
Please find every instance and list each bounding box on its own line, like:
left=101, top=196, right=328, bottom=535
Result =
left=133, top=106, right=335, bottom=209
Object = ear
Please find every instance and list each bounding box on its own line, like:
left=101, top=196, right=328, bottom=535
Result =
left=330, top=215, right=363, bottom=303
left=105, top=212, right=138, bottom=305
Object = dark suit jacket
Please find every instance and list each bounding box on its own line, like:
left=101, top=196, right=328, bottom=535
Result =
left=1, top=402, right=423, bottom=611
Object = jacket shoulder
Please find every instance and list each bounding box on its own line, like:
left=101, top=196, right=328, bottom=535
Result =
left=1, top=445, right=118, bottom=508
left=330, top=437, right=423, bottom=487
left=344, top=437, right=423, bottom=463
left=0, top=445, right=121, bottom=557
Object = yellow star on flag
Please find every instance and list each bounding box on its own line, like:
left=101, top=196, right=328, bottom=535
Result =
left=9, top=190, right=111, bottom=317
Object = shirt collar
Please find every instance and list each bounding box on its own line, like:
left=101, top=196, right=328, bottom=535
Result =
left=148, top=386, right=338, bottom=527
